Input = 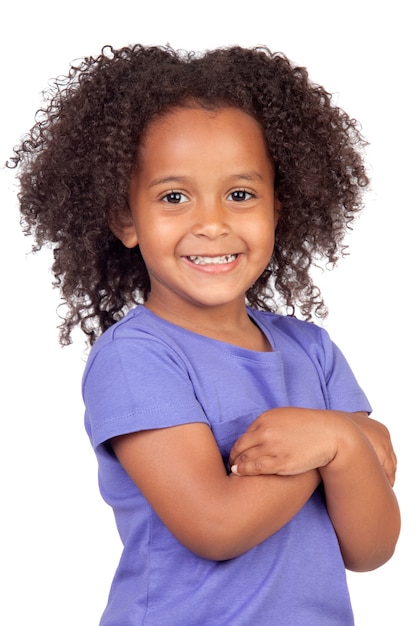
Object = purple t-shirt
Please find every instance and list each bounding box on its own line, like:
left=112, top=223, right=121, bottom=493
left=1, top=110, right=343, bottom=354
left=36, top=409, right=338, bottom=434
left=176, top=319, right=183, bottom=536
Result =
left=83, top=306, right=371, bottom=625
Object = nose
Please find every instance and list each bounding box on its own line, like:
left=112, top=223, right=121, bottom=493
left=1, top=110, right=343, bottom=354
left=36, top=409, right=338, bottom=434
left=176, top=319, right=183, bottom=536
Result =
left=191, top=199, right=231, bottom=239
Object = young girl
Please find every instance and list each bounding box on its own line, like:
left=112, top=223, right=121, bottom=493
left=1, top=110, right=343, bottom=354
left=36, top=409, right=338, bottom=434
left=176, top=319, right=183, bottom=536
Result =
left=9, top=44, right=400, bottom=625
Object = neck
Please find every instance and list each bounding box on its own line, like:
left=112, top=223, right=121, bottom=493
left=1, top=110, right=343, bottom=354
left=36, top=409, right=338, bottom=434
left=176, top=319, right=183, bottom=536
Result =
left=144, top=300, right=271, bottom=352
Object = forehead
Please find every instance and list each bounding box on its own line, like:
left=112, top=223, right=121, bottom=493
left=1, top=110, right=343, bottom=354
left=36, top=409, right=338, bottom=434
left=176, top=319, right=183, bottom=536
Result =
left=138, top=106, right=272, bottom=167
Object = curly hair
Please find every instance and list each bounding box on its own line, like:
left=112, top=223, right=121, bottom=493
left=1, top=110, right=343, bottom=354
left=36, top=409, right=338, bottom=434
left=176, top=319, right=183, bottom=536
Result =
left=8, top=44, right=369, bottom=346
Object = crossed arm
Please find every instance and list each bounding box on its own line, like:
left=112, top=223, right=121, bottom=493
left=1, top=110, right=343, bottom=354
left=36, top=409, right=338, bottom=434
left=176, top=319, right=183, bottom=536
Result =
left=229, top=409, right=400, bottom=571
left=111, top=408, right=400, bottom=570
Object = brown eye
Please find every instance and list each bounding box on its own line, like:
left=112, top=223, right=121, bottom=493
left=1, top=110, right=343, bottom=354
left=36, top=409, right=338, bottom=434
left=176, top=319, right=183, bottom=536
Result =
left=162, top=191, right=186, bottom=204
left=228, top=190, right=253, bottom=201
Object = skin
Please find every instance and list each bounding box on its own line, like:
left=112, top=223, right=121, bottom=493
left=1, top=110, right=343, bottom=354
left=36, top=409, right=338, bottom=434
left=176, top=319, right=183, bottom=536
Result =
left=117, top=105, right=280, bottom=348
left=111, top=106, right=400, bottom=568
left=229, top=408, right=399, bottom=570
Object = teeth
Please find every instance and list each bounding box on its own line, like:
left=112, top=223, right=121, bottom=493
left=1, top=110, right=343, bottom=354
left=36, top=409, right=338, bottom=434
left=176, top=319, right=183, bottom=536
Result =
left=188, top=254, right=237, bottom=265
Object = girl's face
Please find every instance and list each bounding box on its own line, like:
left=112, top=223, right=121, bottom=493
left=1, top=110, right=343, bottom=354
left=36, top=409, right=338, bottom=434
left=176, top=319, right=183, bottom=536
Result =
left=119, top=106, right=279, bottom=325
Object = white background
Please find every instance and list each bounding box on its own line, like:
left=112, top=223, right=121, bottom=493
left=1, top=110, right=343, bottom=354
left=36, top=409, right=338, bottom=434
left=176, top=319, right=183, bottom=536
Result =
left=1, top=1, right=415, bottom=624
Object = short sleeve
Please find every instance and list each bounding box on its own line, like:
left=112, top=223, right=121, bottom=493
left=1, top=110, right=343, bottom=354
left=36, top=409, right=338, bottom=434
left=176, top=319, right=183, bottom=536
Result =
left=82, top=335, right=209, bottom=449
left=318, top=326, right=372, bottom=414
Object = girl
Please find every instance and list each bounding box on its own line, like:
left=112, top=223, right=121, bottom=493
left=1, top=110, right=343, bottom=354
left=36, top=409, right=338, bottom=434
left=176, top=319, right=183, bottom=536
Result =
left=9, top=44, right=400, bottom=625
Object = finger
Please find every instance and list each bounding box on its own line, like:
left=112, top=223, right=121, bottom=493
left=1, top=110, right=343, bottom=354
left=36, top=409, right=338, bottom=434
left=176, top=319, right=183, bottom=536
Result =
left=376, top=448, right=397, bottom=487
left=386, top=452, right=398, bottom=487
left=230, top=453, right=313, bottom=476
left=229, top=446, right=263, bottom=469
left=385, top=467, right=396, bottom=487
left=229, top=434, right=262, bottom=465
left=231, top=456, right=281, bottom=476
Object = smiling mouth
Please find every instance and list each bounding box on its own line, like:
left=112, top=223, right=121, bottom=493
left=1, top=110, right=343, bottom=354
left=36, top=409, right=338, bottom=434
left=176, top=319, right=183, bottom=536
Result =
left=187, top=254, right=238, bottom=265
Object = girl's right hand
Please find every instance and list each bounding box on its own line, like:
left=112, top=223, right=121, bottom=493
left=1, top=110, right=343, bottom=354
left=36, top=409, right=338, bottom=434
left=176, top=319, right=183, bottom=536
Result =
left=348, top=413, right=397, bottom=486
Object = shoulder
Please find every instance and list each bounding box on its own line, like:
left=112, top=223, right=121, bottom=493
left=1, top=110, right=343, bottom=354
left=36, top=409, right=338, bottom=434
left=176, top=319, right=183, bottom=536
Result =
left=249, top=308, right=330, bottom=346
left=91, top=305, right=166, bottom=345
left=87, top=305, right=183, bottom=359
left=82, top=306, right=190, bottom=389
left=82, top=306, right=208, bottom=446
left=249, top=308, right=340, bottom=373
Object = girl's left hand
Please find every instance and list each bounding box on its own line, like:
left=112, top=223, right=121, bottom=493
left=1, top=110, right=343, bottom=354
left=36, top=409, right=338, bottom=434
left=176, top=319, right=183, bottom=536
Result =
left=229, top=407, right=342, bottom=476
left=229, top=408, right=397, bottom=485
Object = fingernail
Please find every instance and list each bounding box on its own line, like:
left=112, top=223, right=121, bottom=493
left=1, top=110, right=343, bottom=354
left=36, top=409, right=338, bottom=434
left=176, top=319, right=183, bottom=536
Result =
left=231, top=465, right=238, bottom=474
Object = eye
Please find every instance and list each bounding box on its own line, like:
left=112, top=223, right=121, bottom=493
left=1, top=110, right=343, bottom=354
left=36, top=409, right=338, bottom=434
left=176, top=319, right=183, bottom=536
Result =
left=161, top=191, right=187, bottom=204
left=228, top=189, right=254, bottom=202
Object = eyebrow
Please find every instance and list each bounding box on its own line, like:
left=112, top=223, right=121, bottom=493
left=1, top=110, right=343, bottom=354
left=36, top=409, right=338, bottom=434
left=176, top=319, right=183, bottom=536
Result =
left=148, top=171, right=265, bottom=188
left=149, top=176, right=189, bottom=188
left=230, top=172, right=265, bottom=182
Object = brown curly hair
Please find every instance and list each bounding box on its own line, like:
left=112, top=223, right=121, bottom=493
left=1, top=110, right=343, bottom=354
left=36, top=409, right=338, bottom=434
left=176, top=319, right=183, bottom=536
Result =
left=8, top=44, right=369, bottom=346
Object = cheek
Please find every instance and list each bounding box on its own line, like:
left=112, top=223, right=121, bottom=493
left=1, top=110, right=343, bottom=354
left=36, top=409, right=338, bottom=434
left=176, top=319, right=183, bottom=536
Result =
left=254, top=222, right=276, bottom=268
left=249, top=214, right=276, bottom=250
left=136, top=216, right=181, bottom=259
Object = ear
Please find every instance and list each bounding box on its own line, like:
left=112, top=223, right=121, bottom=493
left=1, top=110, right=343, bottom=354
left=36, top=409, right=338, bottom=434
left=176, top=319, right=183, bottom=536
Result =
left=109, top=212, right=139, bottom=249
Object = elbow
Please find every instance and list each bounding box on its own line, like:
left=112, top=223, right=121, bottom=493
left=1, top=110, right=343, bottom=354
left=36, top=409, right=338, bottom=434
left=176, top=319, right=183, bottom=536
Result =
left=182, top=530, right=250, bottom=562
left=345, top=546, right=397, bottom=573
left=175, top=517, right=256, bottom=561
left=345, top=543, right=397, bottom=573
left=344, top=510, right=401, bottom=573
left=191, top=545, right=239, bottom=562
